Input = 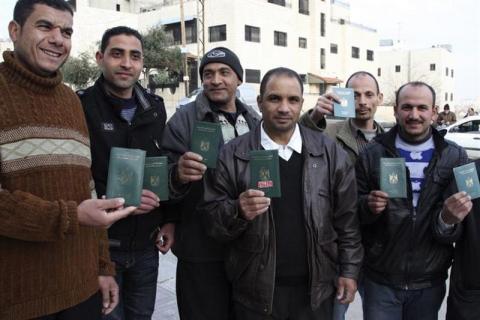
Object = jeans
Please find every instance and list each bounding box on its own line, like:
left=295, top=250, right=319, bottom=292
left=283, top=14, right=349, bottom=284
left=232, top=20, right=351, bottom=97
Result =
left=363, top=277, right=446, bottom=320
left=105, top=246, right=159, bottom=320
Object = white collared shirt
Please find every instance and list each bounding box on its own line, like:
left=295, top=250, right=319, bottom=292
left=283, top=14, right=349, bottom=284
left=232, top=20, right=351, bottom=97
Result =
left=260, top=122, right=302, bottom=161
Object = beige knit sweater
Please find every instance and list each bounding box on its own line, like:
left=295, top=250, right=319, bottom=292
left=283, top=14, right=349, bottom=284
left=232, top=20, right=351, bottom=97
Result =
left=0, top=51, right=114, bottom=319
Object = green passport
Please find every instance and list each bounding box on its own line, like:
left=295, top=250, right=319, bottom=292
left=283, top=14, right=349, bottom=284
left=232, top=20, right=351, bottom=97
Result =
left=333, top=87, right=355, bottom=118
left=249, top=150, right=281, bottom=198
left=454, top=162, right=480, bottom=199
left=380, top=157, right=407, bottom=198
left=191, top=121, right=222, bottom=168
left=143, top=156, right=169, bottom=201
left=106, top=147, right=146, bottom=207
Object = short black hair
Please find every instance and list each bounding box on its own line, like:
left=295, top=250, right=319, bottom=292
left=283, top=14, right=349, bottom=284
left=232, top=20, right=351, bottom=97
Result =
left=259, top=67, right=304, bottom=98
left=444, top=104, right=450, bottom=110
left=345, top=71, right=380, bottom=94
left=395, top=81, right=436, bottom=107
left=100, top=26, right=143, bottom=53
left=13, top=0, right=74, bottom=27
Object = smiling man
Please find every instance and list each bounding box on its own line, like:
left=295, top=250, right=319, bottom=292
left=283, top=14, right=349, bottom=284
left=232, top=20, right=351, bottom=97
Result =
left=162, top=47, right=260, bottom=320
left=78, top=26, right=174, bottom=320
left=356, top=81, right=469, bottom=320
left=201, top=67, right=363, bottom=319
left=1, top=1, right=138, bottom=319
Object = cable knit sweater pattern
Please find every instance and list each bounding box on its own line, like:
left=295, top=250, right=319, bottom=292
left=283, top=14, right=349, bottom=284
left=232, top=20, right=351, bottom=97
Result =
left=0, top=51, right=114, bottom=320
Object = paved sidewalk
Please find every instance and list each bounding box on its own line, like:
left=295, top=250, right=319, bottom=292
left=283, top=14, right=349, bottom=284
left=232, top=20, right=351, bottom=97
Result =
left=152, top=252, right=447, bottom=320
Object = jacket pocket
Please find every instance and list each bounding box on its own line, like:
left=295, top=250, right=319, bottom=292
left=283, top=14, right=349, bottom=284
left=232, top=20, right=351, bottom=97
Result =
left=313, top=233, right=338, bottom=282
left=226, top=234, right=264, bottom=283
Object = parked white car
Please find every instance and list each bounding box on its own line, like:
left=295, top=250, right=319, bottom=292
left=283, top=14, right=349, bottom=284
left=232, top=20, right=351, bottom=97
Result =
left=438, top=115, right=480, bottom=159
left=176, top=83, right=260, bottom=115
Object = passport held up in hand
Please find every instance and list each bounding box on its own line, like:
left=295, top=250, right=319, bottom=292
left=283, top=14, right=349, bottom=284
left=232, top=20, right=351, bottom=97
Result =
left=249, top=149, right=281, bottom=198
left=143, top=156, right=169, bottom=201
left=380, top=157, right=407, bottom=198
left=191, top=121, right=222, bottom=168
left=106, top=147, right=146, bottom=207
left=333, top=87, right=355, bottom=118
left=454, top=162, right=480, bottom=199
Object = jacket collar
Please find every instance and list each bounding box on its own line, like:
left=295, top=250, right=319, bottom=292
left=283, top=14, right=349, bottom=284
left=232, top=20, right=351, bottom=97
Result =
left=335, top=119, right=385, bottom=154
left=194, top=91, right=261, bottom=122
left=374, top=125, right=448, bottom=155
left=95, top=75, right=152, bottom=111
left=234, top=124, right=325, bottom=160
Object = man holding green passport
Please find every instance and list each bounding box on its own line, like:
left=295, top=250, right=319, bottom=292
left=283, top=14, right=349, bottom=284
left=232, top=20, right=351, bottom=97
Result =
left=356, top=81, right=470, bottom=319
left=79, top=26, right=173, bottom=319
left=201, top=67, right=363, bottom=319
left=162, top=47, right=260, bottom=319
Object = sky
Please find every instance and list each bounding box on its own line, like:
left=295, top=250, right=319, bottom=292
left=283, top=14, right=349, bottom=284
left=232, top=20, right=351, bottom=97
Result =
left=1, top=0, right=479, bottom=103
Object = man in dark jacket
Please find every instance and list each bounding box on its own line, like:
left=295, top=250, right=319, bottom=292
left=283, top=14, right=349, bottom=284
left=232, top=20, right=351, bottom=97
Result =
left=79, top=26, right=173, bottom=320
left=356, top=81, right=469, bottom=320
left=162, top=47, right=260, bottom=319
left=201, top=67, right=363, bottom=319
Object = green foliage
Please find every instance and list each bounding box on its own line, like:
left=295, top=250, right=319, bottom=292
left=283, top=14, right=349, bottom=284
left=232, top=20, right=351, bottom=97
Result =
left=142, top=26, right=182, bottom=85
left=61, top=52, right=99, bottom=89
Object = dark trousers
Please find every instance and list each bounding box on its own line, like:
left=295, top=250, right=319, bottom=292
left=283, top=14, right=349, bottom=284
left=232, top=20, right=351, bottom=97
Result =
left=363, top=277, right=446, bottom=320
left=234, top=285, right=334, bottom=320
left=176, top=260, right=232, bottom=320
left=105, top=246, right=159, bottom=320
left=36, top=292, right=102, bottom=320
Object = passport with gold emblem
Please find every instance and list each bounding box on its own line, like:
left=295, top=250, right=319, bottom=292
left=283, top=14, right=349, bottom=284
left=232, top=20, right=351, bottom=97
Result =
left=191, top=121, right=222, bottom=168
left=249, top=149, right=281, bottom=198
left=143, top=156, right=169, bottom=201
left=106, top=147, right=146, bottom=207
left=380, top=157, right=407, bottom=198
left=454, top=162, right=480, bottom=199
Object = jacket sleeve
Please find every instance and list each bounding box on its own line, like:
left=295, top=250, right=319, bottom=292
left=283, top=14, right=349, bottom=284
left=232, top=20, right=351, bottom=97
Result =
left=0, top=187, right=80, bottom=242
left=200, top=149, right=249, bottom=243
left=355, top=150, right=383, bottom=225
left=332, top=146, right=364, bottom=280
left=161, top=111, right=193, bottom=201
left=299, top=109, right=327, bottom=132
left=432, top=146, right=469, bottom=243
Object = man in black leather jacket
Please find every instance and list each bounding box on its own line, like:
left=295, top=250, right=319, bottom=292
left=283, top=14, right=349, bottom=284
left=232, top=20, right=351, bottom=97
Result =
left=79, top=26, right=173, bottom=320
left=356, top=81, right=469, bottom=320
left=201, top=67, right=363, bottom=319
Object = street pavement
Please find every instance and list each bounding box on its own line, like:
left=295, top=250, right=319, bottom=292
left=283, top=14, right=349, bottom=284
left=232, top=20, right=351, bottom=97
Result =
left=152, top=252, right=447, bottom=319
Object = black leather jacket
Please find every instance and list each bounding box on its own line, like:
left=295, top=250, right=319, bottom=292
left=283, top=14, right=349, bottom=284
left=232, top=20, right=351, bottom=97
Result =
left=79, top=77, right=168, bottom=251
left=201, top=124, right=363, bottom=315
left=356, top=126, right=467, bottom=289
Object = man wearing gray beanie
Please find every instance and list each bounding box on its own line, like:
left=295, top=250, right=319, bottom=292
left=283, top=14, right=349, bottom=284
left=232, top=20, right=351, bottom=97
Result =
left=162, top=47, right=261, bottom=320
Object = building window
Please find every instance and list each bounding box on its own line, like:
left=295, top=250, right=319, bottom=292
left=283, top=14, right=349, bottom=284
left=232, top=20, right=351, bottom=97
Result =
left=299, top=74, right=307, bottom=83
left=164, top=20, right=197, bottom=45
left=366, top=49, right=374, bottom=61
left=209, top=24, right=226, bottom=42
left=451, top=69, right=454, bottom=77
left=320, top=13, right=326, bottom=37
left=377, top=68, right=381, bottom=77
left=430, top=63, right=436, bottom=71
left=245, top=69, right=261, bottom=83
left=320, top=48, right=325, bottom=69
left=450, top=93, right=453, bottom=101
left=330, top=43, right=338, bottom=54
left=445, top=92, right=448, bottom=101
left=245, top=25, right=260, bottom=43
left=395, top=65, right=401, bottom=72
left=116, top=4, right=120, bottom=11
left=274, top=31, right=287, bottom=47
left=299, top=0, right=309, bottom=14
left=351, top=46, right=359, bottom=59
left=446, top=67, right=449, bottom=76
left=268, top=0, right=286, bottom=6
left=299, top=37, right=307, bottom=48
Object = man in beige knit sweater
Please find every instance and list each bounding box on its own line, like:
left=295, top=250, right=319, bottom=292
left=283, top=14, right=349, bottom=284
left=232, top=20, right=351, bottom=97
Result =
left=0, top=0, right=136, bottom=319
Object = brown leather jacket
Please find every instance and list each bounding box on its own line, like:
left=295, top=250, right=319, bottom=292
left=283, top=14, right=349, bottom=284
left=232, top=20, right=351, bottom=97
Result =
left=201, top=124, right=363, bottom=315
